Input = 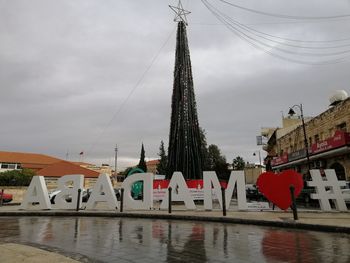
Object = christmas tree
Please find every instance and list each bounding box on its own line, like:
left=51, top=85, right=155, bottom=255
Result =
left=167, top=8, right=203, bottom=180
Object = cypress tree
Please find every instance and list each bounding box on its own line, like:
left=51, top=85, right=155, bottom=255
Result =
left=137, top=143, right=147, bottom=172
left=156, top=140, right=168, bottom=175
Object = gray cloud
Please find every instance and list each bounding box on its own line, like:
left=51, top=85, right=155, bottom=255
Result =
left=1, top=0, right=350, bottom=169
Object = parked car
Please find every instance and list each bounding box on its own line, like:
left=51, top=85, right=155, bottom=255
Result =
left=337, top=181, right=350, bottom=204
left=342, top=188, right=350, bottom=204
left=49, top=188, right=89, bottom=204
left=114, top=188, right=121, bottom=201
left=344, top=181, right=350, bottom=190
left=49, top=188, right=121, bottom=204
left=245, top=184, right=265, bottom=201
left=296, top=187, right=316, bottom=204
left=0, top=191, right=13, bottom=203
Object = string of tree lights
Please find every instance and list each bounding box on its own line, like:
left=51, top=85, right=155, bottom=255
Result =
left=202, top=0, right=350, bottom=65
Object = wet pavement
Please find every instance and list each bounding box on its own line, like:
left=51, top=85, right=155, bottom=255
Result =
left=0, top=217, right=349, bottom=263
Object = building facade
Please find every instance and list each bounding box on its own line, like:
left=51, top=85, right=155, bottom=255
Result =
left=263, top=97, right=350, bottom=181
left=146, top=160, right=159, bottom=174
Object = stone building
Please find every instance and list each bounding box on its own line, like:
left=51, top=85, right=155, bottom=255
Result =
left=263, top=96, right=350, bottom=181
left=73, top=162, right=113, bottom=177
left=146, top=160, right=159, bottom=174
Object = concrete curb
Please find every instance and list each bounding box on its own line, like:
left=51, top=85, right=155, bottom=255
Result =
left=1, top=210, right=349, bottom=234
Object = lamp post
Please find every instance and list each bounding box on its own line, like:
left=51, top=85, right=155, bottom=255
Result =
left=288, top=104, right=311, bottom=172
left=253, top=151, right=262, bottom=167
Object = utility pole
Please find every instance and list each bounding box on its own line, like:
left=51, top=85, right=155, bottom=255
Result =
left=114, top=144, right=118, bottom=177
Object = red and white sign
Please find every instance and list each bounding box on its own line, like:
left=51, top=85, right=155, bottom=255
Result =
left=153, top=179, right=226, bottom=201
left=311, top=131, right=350, bottom=154
left=271, top=153, right=288, bottom=166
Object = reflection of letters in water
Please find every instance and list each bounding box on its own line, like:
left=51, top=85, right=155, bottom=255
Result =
left=10, top=218, right=350, bottom=262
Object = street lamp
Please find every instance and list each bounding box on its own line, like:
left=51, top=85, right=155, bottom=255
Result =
left=253, top=151, right=262, bottom=167
left=288, top=104, right=311, bottom=171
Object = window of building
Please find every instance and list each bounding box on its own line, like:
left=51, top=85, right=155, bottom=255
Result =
left=1, top=163, right=16, bottom=169
left=320, top=132, right=324, bottom=140
left=336, top=122, right=347, bottom=132
left=8, top=164, right=16, bottom=169
left=314, top=134, right=320, bottom=143
left=328, top=128, right=334, bottom=137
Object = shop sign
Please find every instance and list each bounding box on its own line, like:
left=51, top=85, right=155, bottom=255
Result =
left=271, top=153, right=288, bottom=166
left=311, top=131, right=350, bottom=154
left=288, top=149, right=307, bottom=162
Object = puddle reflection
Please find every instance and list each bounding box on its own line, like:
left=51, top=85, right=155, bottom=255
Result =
left=0, top=217, right=349, bottom=263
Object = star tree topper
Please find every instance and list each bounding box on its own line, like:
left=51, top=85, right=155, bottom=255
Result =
left=169, top=0, right=191, bottom=25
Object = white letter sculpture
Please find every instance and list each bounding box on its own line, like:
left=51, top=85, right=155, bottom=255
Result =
left=226, top=171, right=247, bottom=210
left=20, top=176, right=51, bottom=210
left=54, top=174, right=84, bottom=209
left=203, top=171, right=223, bottom=210
left=204, top=171, right=247, bottom=210
left=308, top=169, right=348, bottom=211
left=160, top=172, right=196, bottom=210
left=121, top=173, right=153, bottom=210
left=86, top=174, right=118, bottom=210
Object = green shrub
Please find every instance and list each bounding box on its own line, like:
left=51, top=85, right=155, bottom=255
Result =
left=0, top=169, right=35, bottom=186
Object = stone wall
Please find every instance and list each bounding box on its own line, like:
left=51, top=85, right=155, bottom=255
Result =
left=244, top=167, right=263, bottom=184
left=1, top=186, right=27, bottom=203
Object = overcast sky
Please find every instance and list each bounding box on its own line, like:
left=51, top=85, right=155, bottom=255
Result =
left=1, top=0, right=350, bottom=170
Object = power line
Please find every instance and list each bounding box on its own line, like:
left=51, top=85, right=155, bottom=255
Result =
left=192, top=17, right=350, bottom=26
left=202, top=0, right=350, bottom=65
left=222, top=16, right=350, bottom=46
left=86, top=26, right=177, bottom=156
left=210, top=4, right=350, bottom=54
left=215, top=0, right=350, bottom=20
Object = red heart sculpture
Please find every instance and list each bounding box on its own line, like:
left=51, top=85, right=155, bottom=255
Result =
left=256, top=170, right=304, bottom=210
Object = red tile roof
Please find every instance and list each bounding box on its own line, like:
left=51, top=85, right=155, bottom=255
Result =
left=146, top=159, right=159, bottom=165
left=37, top=161, right=100, bottom=178
left=0, top=151, right=62, bottom=165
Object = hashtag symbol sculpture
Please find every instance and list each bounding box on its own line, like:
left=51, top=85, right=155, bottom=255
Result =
left=307, top=169, right=348, bottom=211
